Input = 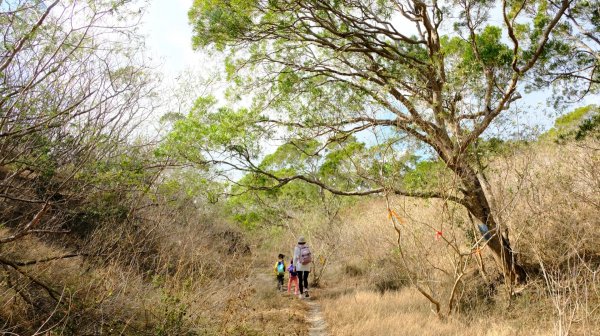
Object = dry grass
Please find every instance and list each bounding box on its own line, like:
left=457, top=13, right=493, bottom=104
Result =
left=320, top=288, right=554, bottom=336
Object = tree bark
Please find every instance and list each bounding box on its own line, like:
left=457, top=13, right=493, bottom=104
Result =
left=452, top=161, right=527, bottom=285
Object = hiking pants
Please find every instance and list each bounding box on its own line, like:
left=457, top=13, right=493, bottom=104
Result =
left=297, top=271, right=309, bottom=294
left=288, top=275, right=299, bottom=294
left=276, top=274, right=284, bottom=290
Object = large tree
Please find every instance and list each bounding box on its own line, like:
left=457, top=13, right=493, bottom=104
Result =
left=184, top=0, right=598, bottom=284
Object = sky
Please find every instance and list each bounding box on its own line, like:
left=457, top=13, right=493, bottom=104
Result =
left=141, top=0, right=197, bottom=79
left=139, top=0, right=232, bottom=135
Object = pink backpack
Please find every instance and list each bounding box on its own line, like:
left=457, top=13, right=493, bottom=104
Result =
left=299, top=245, right=312, bottom=265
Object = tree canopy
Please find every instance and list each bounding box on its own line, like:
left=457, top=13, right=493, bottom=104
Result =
left=183, top=0, right=598, bottom=195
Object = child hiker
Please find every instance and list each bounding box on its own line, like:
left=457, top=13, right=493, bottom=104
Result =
left=274, top=253, right=286, bottom=291
left=287, top=259, right=299, bottom=295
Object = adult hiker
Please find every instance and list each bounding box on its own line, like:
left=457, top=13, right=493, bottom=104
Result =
left=293, top=236, right=312, bottom=298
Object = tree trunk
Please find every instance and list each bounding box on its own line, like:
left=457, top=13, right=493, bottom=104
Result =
left=452, top=162, right=527, bottom=285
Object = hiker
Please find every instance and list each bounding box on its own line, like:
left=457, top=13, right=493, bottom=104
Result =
left=274, top=253, right=286, bottom=291
left=287, top=259, right=299, bottom=295
left=293, top=236, right=312, bottom=298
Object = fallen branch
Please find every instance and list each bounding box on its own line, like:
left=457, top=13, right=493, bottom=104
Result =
left=0, top=256, right=61, bottom=301
left=10, top=253, right=82, bottom=266
left=0, top=202, right=51, bottom=244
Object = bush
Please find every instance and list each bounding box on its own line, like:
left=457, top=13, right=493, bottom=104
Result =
left=370, top=258, right=410, bottom=294
left=344, top=263, right=365, bottom=277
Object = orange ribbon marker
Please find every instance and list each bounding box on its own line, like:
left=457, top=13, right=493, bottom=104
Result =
left=435, top=230, right=443, bottom=240
left=387, top=209, right=406, bottom=224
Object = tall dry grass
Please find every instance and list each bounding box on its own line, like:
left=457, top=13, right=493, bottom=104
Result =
left=320, top=288, right=554, bottom=336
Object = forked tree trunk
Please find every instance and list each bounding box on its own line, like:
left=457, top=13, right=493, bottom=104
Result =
left=452, top=161, right=527, bottom=285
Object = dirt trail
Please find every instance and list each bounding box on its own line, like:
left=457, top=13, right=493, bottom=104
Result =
left=305, top=299, right=328, bottom=336
left=255, top=271, right=328, bottom=335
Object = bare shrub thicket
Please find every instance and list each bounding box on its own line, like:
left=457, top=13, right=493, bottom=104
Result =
left=492, top=141, right=600, bottom=335
left=0, top=0, right=156, bottom=252
left=0, top=1, right=259, bottom=334
left=0, top=188, right=254, bottom=334
left=0, top=0, right=158, bottom=332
